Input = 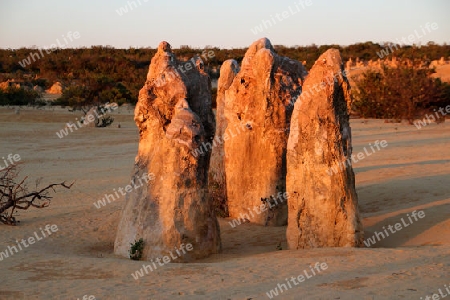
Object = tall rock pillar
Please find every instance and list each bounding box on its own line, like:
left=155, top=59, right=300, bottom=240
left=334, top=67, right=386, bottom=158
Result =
left=286, top=49, right=363, bottom=248
left=208, top=60, right=240, bottom=216
left=114, top=41, right=221, bottom=261
left=223, top=38, right=307, bottom=226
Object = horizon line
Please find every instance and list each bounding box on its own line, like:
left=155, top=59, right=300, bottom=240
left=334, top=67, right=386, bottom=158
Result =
left=1, top=40, right=449, bottom=51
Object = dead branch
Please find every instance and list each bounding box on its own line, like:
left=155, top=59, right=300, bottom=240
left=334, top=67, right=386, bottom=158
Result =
left=0, top=164, right=74, bottom=225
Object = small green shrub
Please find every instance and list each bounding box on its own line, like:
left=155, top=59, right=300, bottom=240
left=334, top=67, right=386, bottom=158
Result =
left=129, top=238, right=144, bottom=260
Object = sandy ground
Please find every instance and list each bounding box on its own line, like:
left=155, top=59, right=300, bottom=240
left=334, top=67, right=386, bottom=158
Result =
left=0, top=106, right=449, bottom=300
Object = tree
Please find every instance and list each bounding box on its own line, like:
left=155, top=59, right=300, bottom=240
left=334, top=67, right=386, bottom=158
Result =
left=0, top=87, right=39, bottom=106
left=56, top=85, right=89, bottom=108
left=0, top=164, right=74, bottom=225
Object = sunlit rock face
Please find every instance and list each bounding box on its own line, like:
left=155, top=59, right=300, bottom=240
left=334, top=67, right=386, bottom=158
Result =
left=286, top=49, right=364, bottom=249
left=223, top=38, right=307, bottom=226
left=114, top=41, right=221, bottom=262
left=208, top=59, right=240, bottom=217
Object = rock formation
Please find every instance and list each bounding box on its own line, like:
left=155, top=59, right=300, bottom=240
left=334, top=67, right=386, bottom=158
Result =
left=0, top=80, right=21, bottom=90
left=46, top=82, right=63, bottom=94
left=208, top=59, right=240, bottom=216
left=114, top=41, right=221, bottom=261
left=345, top=58, right=353, bottom=71
left=286, top=49, right=364, bottom=248
left=223, top=38, right=307, bottom=226
left=390, top=57, right=399, bottom=68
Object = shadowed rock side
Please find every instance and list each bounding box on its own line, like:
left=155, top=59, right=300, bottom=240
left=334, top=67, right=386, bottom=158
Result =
left=223, top=38, right=307, bottom=226
left=114, top=41, right=221, bottom=262
left=208, top=59, right=240, bottom=217
left=286, top=49, right=364, bottom=248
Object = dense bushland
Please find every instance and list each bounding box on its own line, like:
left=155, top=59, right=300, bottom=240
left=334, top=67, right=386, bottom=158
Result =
left=0, top=42, right=449, bottom=119
left=353, top=65, right=450, bottom=122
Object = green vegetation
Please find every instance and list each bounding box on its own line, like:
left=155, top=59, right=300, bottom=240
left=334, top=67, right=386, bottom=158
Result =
left=0, top=42, right=449, bottom=120
left=353, top=65, right=450, bottom=122
left=129, top=238, right=144, bottom=260
left=0, top=86, right=40, bottom=106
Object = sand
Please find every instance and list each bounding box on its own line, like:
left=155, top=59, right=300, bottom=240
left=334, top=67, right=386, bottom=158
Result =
left=0, top=106, right=449, bottom=300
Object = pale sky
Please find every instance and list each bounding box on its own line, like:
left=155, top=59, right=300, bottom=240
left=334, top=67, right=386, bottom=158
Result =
left=0, top=0, right=448, bottom=49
